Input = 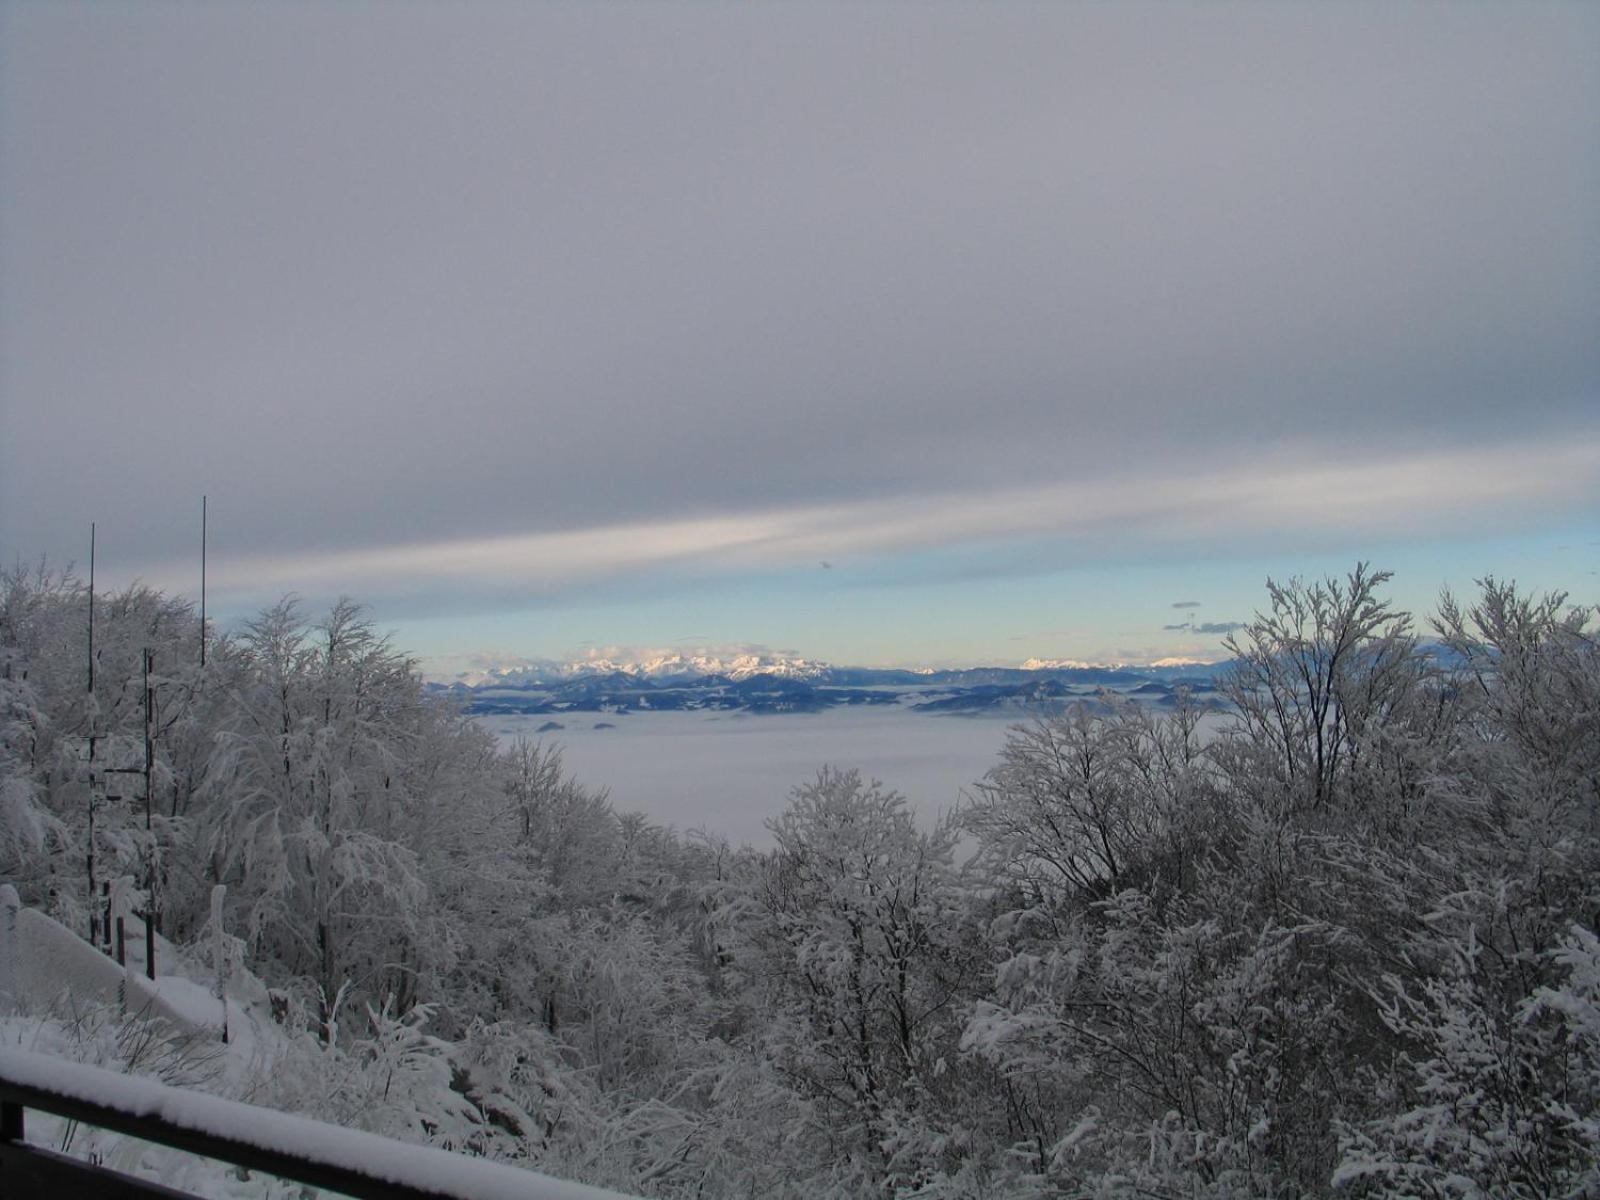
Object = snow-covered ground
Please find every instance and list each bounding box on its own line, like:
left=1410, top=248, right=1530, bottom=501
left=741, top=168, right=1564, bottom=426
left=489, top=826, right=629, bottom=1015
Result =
left=0, top=889, right=638, bottom=1200
left=474, top=708, right=1017, bottom=846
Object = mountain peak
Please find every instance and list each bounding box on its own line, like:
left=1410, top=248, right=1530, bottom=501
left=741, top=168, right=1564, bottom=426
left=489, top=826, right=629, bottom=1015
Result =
left=450, top=646, right=829, bottom=687
left=1020, top=657, right=1122, bottom=671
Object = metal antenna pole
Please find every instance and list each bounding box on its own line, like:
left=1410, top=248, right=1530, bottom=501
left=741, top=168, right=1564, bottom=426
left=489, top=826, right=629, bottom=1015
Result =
left=87, top=523, right=98, bottom=942
left=88, top=523, right=96, bottom=694
left=144, top=647, right=157, bottom=978
left=200, top=496, right=208, bottom=668
left=143, top=649, right=153, bottom=833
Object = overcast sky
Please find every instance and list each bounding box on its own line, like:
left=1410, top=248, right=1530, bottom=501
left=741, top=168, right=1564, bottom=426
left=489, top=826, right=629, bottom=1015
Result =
left=3, top=1, right=1596, bottom=676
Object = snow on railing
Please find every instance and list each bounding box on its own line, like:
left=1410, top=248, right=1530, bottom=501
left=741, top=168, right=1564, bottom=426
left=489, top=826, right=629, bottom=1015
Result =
left=0, top=1046, right=637, bottom=1200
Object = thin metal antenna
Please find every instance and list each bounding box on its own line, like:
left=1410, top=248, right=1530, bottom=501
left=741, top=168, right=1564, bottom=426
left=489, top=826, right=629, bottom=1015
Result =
left=143, top=648, right=153, bottom=833
left=144, top=646, right=157, bottom=979
left=88, top=522, right=96, bottom=694
left=200, top=496, right=208, bottom=668
left=87, top=522, right=98, bottom=943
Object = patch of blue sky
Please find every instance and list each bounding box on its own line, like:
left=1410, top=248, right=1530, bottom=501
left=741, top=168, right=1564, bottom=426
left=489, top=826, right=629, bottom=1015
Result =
left=390, top=519, right=1597, bottom=679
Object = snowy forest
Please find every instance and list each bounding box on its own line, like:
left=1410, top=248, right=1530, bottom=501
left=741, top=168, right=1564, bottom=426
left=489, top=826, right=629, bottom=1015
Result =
left=1, top=561, right=1596, bottom=1198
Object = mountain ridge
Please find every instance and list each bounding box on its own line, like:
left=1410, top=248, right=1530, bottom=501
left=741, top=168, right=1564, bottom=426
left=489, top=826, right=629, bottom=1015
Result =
left=445, top=650, right=1228, bottom=690
left=435, top=655, right=1233, bottom=718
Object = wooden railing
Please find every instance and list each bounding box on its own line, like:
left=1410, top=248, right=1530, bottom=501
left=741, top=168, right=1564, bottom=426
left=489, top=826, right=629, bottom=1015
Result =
left=0, top=1047, right=631, bottom=1200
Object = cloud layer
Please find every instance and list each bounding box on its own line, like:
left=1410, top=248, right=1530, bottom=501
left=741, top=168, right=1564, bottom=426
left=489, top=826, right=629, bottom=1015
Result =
left=2, top=3, right=1595, bottom=640
left=137, top=436, right=1597, bottom=614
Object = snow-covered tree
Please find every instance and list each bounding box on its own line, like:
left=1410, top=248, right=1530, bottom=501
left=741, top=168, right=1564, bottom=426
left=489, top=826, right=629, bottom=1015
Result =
left=963, top=693, right=1215, bottom=909
left=750, top=767, right=974, bottom=1189
left=0, top=563, right=205, bottom=940
left=200, top=598, right=464, bottom=1032
left=1219, top=564, right=1424, bottom=815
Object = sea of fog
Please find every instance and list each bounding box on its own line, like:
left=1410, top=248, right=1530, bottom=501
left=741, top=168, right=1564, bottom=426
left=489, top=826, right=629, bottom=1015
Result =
left=474, top=708, right=1019, bottom=848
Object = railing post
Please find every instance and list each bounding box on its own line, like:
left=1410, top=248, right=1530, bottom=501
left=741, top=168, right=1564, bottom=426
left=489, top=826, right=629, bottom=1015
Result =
left=1, top=1097, right=22, bottom=1143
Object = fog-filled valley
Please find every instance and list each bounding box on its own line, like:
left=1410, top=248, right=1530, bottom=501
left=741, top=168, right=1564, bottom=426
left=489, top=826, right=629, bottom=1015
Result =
left=478, top=709, right=1011, bottom=847
left=2, top=562, right=1596, bottom=1197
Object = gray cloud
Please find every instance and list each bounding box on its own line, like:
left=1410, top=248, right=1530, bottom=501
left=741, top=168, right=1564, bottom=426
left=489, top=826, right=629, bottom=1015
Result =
left=1166, top=620, right=1244, bottom=635
left=1171, top=601, right=1203, bottom=610
left=123, top=438, right=1592, bottom=620
left=2, top=3, right=1596, bottom=610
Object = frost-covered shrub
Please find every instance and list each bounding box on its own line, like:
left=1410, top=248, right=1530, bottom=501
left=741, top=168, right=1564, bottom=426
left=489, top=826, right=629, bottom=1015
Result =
left=1336, top=923, right=1600, bottom=1198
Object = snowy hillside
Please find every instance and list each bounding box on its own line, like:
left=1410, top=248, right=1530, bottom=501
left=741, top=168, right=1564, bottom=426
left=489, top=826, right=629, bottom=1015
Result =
left=0, top=887, right=635, bottom=1198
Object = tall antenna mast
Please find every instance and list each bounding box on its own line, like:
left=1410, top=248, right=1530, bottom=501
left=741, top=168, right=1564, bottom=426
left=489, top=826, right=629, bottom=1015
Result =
left=200, top=495, right=208, bottom=668
left=144, top=645, right=158, bottom=979
left=87, top=521, right=98, bottom=943
left=87, top=522, right=96, bottom=694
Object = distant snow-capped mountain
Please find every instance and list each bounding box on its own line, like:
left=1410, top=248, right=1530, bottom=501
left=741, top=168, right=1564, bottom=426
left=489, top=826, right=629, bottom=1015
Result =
left=450, top=648, right=829, bottom=689
left=445, top=648, right=1233, bottom=692
left=440, top=652, right=1233, bottom=719
left=623, top=651, right=829, bottom=681
left=1020, top=657, right=1118, bottom=671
